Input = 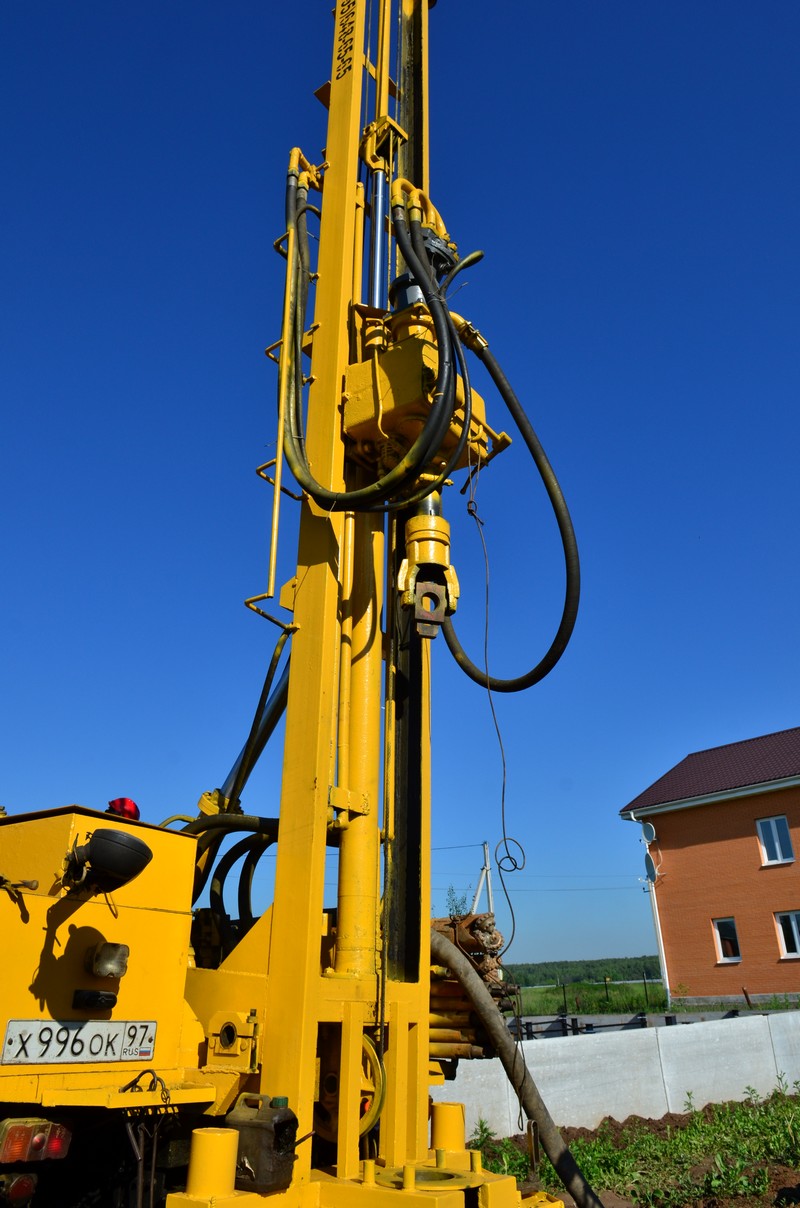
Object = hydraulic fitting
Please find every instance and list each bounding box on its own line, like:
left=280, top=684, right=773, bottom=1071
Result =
left=397, top=497, right=459, bottom=638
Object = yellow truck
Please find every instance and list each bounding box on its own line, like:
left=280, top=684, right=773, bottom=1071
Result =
left=0, top=4, right=595, bottom=1207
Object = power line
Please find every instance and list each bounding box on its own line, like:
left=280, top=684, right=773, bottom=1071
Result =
left=432, top=884, right=640, bottom=894
left=431, top=843, right=484, bottom=851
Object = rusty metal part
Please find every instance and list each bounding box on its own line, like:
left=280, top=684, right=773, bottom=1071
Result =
left=413, top=580, right=446, bottom=637
left=431, top=912, right=503, bottom=954
left=429, top=1043, right=483, bottom=1060
left=428, top=912, right=515, bottom=1063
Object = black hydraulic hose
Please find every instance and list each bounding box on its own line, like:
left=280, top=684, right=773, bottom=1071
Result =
left=280, top=175, right=457, bottom=510
left=398, top=311, right=473, bottom=508
left=293, top=183, right=311, bottom=458
left=186, top=648, right=286, bottom=907
left=238, top=836, right=272, bottom=924
left=356, top=215, right=462, bottom=512
left=210, top=833, right=260, bottom=955
left=395, top=215, right=459, bottom=461
left=221, top=661, right=291, bottom=803
left=285, top=201, right=453, bottom=508
left=224, top=631, right=290, bottom=811
left=409, top=215, right=438, bottom=293
left=429, top=930, right=605, bottom=1208
left=183, top=814, right=280, bottom=837
left=210, top=832, right=275, bottom=956
left=188, top=818, right=278, bottom=906
left=191, top=832, right=224, bottom=906
left=442, top=343, right=580, bottom=692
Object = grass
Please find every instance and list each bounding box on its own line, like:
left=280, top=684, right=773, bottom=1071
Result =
left=468, top=1079, right=800, bottom=1208
left=518, top=980, right=668, bottom=1017
left=517, top=982, right=800, bottom=1017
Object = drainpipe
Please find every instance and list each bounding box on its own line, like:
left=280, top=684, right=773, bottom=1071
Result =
left=648, top=877, right=670, bottom=1007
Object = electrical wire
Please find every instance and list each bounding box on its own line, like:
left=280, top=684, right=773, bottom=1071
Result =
left=462, top=471, right=524, bottom=956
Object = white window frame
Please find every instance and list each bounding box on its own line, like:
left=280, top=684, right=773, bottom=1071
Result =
left=756, top=816, right=794, bottom=866
left=712, top=917, right=741, bottom=963
left=776, top=911, right=800, bottom=958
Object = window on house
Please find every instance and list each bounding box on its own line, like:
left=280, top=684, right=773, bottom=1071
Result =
left=776, top=912, right=800, bottom=958
left=713, top=917, right=741, bottom=962
left=756, top=816, right=794, bottom=865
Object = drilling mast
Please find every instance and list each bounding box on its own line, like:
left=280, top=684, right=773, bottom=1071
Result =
left=0, top=3, right=584, bottom=1205
left=263, top=0, right=460, bottom=1182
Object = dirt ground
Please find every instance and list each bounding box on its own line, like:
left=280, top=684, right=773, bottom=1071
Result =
left=514, top=1111, right=800, bottom=1208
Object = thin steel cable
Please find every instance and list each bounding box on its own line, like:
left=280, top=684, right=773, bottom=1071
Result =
left=463, top=473, right=525, bottom=958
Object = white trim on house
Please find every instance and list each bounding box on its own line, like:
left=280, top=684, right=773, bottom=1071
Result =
left=622, top=774, right=800, bottom=821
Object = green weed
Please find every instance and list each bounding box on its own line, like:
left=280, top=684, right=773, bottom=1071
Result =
left=472, top=1081, right=800, bottom=1206
left=467, top=1120, right=529, bottom=1181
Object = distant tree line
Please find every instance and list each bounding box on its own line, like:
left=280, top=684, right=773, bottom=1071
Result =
left=505, top=955, right=661, bottom=986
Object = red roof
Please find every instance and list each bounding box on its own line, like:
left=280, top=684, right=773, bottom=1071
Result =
left=620, top=725, right=800, bottom=816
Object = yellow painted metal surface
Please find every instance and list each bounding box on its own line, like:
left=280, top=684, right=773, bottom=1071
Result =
left=343, top=333, right=500, bottom=471
left=0, top=808, right=207, bottom=1108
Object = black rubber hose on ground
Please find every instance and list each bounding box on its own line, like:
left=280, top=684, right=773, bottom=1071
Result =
left=429, top=930, right=605, bottom=1208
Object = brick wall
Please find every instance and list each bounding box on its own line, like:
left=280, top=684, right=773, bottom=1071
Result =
left=649, top=787, right=800, bottom=997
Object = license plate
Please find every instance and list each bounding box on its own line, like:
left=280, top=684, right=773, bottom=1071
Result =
left=2, top=1020, right=157, bottom=1065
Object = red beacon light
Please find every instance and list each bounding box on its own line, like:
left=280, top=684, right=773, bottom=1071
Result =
left=106, top=797, right=140, bottom=821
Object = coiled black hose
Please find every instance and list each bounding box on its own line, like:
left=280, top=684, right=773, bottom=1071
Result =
left=280, top=172, right=458, bottom=511
left=209, top=832, right=276, bottom=956
left=442, top=343, right=580, bottom=692
left=238, top=837, right=271, bottom=922
left=187, top=816, right=279, bottom=907
left=282, top=169, right=578, bottom=685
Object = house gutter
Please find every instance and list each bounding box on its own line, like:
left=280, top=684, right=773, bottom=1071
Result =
left=621, top=774, right=800, bottom=822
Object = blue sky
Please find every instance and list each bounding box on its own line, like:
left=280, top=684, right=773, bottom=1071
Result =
left=3, top=3, right=799, bottom=963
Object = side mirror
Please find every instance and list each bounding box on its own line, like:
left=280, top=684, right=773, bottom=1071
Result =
left=66, top=829, right=153, bottom=893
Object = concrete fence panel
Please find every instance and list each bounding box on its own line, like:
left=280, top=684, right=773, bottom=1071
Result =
left=766, top=1012, right=800, bottom=1087
left=429, top=1013, right=800, bottom=1133
left=519, top=1029, right=667, bottom=1129
left=656, top=1015, right=776, bottom=1112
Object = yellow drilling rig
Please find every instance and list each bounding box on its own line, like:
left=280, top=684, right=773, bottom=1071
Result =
left=0, top=3, right=596, bottom=1207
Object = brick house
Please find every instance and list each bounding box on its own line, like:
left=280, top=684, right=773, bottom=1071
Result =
left=620, top=726, right=800, bottom=1003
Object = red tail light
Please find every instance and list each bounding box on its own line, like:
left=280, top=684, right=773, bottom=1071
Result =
left=0, top=1127, right=29, bottom=1165
left=0, top=1120, right=71, bottom=1164
left=3, top=1173, right=37, bottom=1202
left=43, top=1127, right=69, bottom=1160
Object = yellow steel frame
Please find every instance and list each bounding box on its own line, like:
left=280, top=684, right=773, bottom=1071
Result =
left=248, top=0, right=493, bottom=1200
